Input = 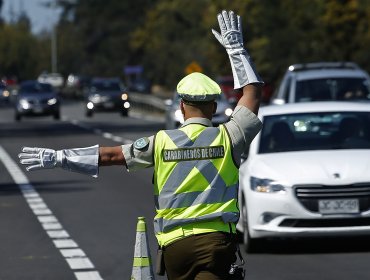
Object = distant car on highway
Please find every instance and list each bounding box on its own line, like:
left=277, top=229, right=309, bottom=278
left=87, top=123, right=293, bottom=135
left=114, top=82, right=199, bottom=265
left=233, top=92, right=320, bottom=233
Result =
left=271, top=62, right=370, bottom=104
left=217, top=76, right=242, bottom=107
left=85, top=77, right=130, bottom=117
left=37, top=72, right=65, bottom=90
left=64, top=74, right=91, bottom=99
left=0, top=82, right=10, bottom=104
left=165, top=91, right=233, bottom=129
left=238, top=101, right=370, bottom=252
left=15, top=80, right=60, bottom=121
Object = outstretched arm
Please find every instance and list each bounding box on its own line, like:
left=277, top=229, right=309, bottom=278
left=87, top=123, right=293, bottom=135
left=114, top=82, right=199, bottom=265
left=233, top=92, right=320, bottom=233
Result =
left=19, top=145, right=126, bottom=177
left=212, top=10, right=263, bottom=115
left=99, top=146, right=126, bottom=166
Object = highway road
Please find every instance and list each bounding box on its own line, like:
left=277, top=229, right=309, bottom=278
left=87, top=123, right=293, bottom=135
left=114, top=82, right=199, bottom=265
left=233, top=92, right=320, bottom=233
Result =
left=1, top=100, right=370, bottom=280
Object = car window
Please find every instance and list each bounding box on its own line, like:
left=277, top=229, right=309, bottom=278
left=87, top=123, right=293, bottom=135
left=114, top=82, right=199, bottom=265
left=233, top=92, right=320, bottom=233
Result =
left=20, top=83, right=53, bottom=93
left=295, top=78, right=370, bottom=102
left=259, top=111, right=370, bottom=153
left=91, top=81, right=121, bottom=91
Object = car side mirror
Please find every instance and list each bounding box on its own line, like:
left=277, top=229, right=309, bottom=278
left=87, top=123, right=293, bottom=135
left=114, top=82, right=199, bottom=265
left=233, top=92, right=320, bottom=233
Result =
left=271, top=98, right=286, bottom=105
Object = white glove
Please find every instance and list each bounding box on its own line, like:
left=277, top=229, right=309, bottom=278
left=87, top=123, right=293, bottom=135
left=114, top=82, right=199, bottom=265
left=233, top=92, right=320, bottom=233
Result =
left=212, top=10, right=263, bottom=89
left=19, top=147, right=61, bottom=171
left=19, top=145, right=99, bottom=177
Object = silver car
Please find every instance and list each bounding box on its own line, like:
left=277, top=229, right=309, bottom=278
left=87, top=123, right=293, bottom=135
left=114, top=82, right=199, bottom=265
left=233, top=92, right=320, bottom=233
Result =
left=165, top=92, right=233, bottom=129
left=15, top=80, right=60, bottom=121
left=271, top=62, right=370, bottom=104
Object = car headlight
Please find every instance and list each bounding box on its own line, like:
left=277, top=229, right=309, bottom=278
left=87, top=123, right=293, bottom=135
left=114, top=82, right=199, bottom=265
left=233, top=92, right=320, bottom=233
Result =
left=121, top=93, right=128, bottom=100
left=225, top=108, right=233, bottom=117
left=250, top=177, right=286, bottom=194
left=87, top=102, right=94, bottom=109
left=47, top=98, right=57, bottom=105
left=174, top=109, right=184, bottom=124
left=2, top=90, right=9, bottom=97
left=19, top=98, right=30, bottom=109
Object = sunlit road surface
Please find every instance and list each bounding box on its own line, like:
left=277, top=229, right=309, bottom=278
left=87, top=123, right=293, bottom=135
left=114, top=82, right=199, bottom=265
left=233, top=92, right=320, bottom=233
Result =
left=1, top=100, right=370, bottom=280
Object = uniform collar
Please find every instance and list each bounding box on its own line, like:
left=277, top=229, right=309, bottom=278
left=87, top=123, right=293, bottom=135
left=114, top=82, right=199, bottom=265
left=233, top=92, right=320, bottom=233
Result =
left=181, top=117, right=213, bottom=127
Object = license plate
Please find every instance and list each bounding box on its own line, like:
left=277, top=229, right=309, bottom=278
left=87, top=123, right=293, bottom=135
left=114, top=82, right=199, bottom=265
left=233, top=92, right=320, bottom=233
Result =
left=104, top=102, right=114, bottom=108
left=33, top=106, right=43, bottom=113
left=319, top=199, right=359, bottom=214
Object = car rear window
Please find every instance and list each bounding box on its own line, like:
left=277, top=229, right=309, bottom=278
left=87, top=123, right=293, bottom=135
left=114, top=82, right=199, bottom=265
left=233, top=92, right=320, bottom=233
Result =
left=295, top=78, right=370, bottom=102
left=259, top=111, right=370, bottom=153
left=20, top=83, right=52, bottom=93
left=91, top=81, right=121, bottom=91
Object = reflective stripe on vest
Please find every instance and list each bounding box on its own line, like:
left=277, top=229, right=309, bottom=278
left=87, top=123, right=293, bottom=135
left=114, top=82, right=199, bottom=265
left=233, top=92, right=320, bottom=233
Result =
left=153, top=124, right=239, bottom=235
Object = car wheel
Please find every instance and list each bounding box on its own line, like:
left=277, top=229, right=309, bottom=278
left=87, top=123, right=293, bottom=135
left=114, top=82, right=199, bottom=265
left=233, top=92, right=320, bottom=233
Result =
left=86, top=110, right=93, bottom=117
left=121, top=109, right=128, bottom=117
left=241, top=195, right=256, bottom=253
left=15, top=113, right=21, bottom=121
left=53, top=111, right=60, bottom=120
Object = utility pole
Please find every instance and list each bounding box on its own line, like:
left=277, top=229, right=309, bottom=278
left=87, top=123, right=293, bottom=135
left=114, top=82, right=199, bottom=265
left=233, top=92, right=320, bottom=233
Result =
left=51, top=21, right=57, bottom=73
left=50, top=1, right=58, bottom=73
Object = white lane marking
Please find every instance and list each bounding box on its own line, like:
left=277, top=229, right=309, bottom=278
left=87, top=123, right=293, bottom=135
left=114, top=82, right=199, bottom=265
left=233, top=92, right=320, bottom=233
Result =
left=102, top=132, right=113, bottom=139
left=47, top=229, right=70, bottom=239
left=0, top=146, right=103, bottom=280
left=33, top=208, right=53, bottom=215
left=60, top=249, right=86, bottom=258
left=42, top=223, right=63, bottom=230
left=66, top=257, right=95, bottom=270
left=75, top=271, right=103, bottom=280
left=54, top=239, right=78, bottom=249
left=63, top=117, right=134, bottom=144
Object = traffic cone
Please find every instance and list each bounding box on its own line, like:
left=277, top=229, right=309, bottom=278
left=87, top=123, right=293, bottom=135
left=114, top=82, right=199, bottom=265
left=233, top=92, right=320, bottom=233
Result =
left=131, top=217, right=155, bottom=280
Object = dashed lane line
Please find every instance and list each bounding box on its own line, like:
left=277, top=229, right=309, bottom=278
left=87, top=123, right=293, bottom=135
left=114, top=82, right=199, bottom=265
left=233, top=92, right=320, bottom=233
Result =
left=0, top=145, right=104, bottom=280
left=63, top=117, right=133, bottom=145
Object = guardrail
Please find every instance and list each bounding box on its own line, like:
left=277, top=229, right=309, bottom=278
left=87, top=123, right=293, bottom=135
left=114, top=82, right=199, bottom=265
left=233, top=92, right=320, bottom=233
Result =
left=129, top=92, right=168, bottom=115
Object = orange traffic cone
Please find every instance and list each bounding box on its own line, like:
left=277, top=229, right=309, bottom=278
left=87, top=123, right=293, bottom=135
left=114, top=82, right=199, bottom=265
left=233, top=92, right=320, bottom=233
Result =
left=131, top=217, right=154, bottom=280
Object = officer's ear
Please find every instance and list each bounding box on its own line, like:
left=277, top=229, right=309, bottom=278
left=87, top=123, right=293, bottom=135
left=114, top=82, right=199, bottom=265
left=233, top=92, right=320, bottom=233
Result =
left=180, top=99, right=185, bottom=115
left=213, top=101, right=217, bottom=114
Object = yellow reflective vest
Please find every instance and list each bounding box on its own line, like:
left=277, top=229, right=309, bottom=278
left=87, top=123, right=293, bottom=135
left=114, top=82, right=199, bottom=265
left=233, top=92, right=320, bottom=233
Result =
left=153, top=122, right=239, bottom=246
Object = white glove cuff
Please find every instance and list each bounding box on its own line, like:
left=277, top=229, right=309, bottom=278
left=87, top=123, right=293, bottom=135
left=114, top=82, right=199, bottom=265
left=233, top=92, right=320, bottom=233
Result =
left=228, top=50, right=264, bottom=89
left=58, top=145, right=99, bottom=177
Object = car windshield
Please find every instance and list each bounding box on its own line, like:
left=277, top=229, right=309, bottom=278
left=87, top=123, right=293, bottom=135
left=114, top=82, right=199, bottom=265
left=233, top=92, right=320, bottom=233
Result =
left=20, top=83, right=52, bottom=93
left=91, top=81, right=121, bottom=91
left=259, top=111, right=370, bottom=153
left=295, top=78, right=370, bottom=102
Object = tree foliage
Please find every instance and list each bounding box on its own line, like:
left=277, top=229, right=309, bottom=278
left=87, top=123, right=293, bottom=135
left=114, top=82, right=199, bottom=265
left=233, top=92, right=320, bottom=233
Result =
left=0, top=0, right=370, bottom=89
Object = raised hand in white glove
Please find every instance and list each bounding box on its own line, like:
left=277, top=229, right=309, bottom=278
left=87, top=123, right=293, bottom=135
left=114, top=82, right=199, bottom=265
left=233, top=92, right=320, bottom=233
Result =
left=18, top=145, right=99, bottom=177
left=19, top=147, right=61, bottom=171
left=212, top=10, right=244, bottom=55
left=212, top=10, right=263, bottom=88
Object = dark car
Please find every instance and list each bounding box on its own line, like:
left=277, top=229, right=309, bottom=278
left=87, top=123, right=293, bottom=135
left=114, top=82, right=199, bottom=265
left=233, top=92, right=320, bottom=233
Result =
left=85, top=78, right=130, bottom=117
left=15, top=80, right=60, bottom=121
left=0, top=82, right=11, bottom=104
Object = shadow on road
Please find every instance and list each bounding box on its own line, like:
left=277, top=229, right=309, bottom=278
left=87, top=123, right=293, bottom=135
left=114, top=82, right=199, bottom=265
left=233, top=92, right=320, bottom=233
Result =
left=0, top=180, right=93, bottom=196
left=242, top=235, right=370, bottom=254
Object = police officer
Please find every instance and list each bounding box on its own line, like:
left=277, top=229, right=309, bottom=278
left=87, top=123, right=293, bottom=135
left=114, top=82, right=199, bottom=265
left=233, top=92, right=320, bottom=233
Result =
left=19, top=10, right=263, bottom=279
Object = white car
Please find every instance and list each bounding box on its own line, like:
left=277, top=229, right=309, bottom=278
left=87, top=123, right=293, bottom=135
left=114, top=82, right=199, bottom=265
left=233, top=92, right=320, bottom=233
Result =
left=37, top=73, right=64, bottom=89
left=271, top=62, right=370, bottom=104
left=237, top=101, right=370, bottom=252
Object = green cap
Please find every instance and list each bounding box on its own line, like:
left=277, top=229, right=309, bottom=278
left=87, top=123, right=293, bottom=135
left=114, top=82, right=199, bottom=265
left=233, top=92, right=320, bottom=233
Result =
left=177, top=72, right=221, bottom=102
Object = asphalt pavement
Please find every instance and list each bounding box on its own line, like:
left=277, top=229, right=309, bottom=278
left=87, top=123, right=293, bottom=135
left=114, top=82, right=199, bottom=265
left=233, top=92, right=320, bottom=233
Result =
left=1, top=100, right=370, bottom=280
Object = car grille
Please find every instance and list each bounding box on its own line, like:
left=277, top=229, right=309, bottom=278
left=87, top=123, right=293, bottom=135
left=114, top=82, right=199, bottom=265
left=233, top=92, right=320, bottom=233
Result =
left=28, top=98, right=49, bottom=105
left=294, top=184, right=370, bottom=213
left=279, top=217, right=370, bottom=227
